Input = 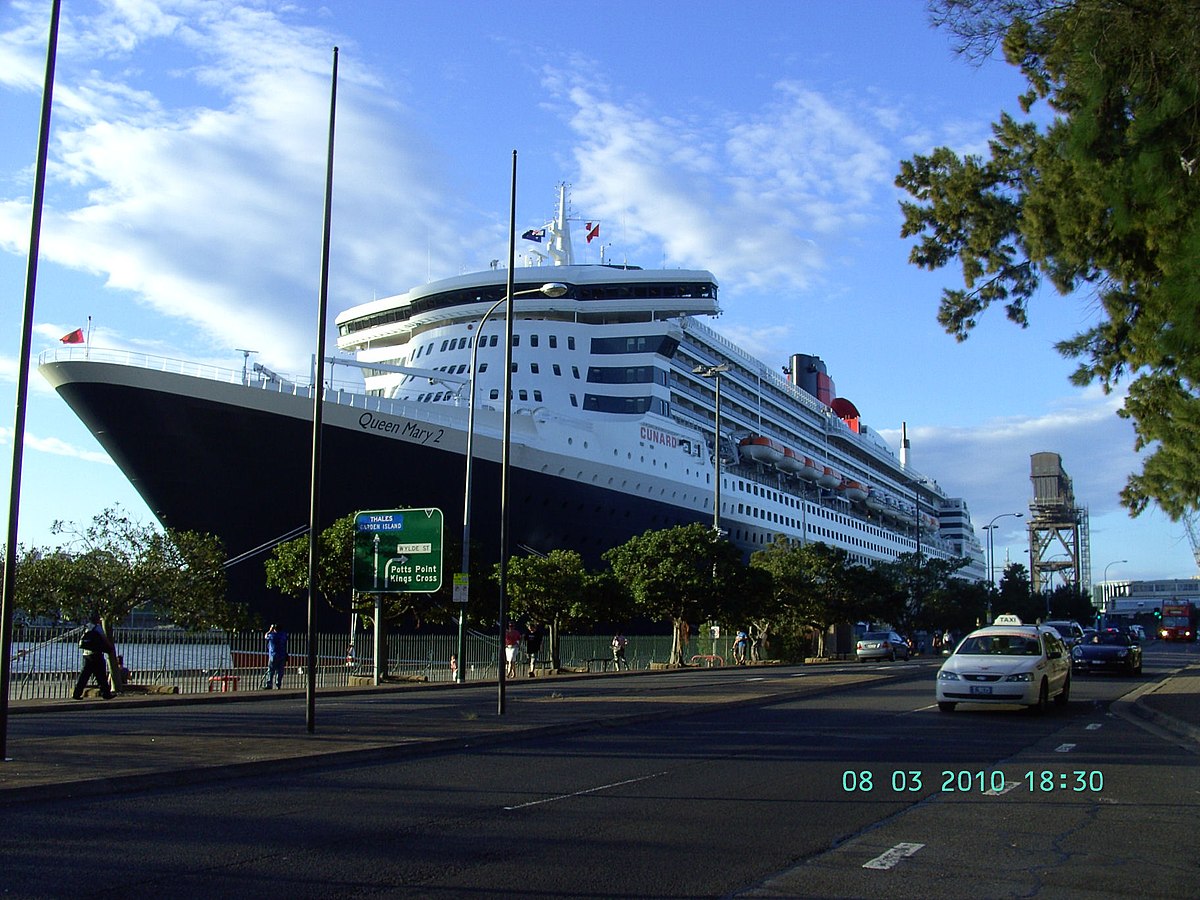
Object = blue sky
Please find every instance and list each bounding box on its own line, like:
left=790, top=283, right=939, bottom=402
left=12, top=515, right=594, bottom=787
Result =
left=0, top=0, right=1193, bottom=584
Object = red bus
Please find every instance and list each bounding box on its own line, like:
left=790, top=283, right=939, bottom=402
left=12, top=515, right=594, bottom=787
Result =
left=1160, top=600, right=1197, bottom=641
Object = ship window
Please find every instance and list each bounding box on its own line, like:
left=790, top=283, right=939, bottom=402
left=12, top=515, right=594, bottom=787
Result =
left=553, top=364, right=562, bottom=376
left=572, top=366, right=580, bottom=379
left=479, top=362, right=488, bottom=373
left=569, top=394, right=578, bottom=407
left=512, top=335, right=520, bottom=347
left=489, top=335, right=498, bottom=347
left=456, top=365, right=467, bottom=374
left=549, top=335, right=558, bottom=349
left=534, top=390, right=543, bottom=402
left=568, top=337, right=575, bottom=350
left=440, top=340, right=449, bottom=352
left=530, top=334, right=539, bottom=348
left=489, top=389, right=499, bottom=400
left=519, top=390, right=528, bottom=401
left=531, top=363, right=540, bottom=374
left=511, top=363, right=518, bottom=373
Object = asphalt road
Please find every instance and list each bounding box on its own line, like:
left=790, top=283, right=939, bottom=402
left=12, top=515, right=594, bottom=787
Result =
left=1, top=650, right=1195, bottom=899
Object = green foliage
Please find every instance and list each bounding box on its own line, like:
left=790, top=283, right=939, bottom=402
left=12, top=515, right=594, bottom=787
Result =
left=501, top=549, right=592, bottom=631
left=603, top=523, right=746, bottom=662
left=264, top=513, right=455, bottom=628
left=900, top=0, right=1200, bottom=518
left=15, top=506, right=245, bottom=628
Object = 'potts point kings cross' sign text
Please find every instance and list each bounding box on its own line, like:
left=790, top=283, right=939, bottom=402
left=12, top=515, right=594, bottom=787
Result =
left=352, top=508, right=444, bottom=593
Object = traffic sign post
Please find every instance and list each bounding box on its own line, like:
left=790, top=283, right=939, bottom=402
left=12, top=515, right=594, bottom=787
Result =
left=353, top=508, right=444, bottom=593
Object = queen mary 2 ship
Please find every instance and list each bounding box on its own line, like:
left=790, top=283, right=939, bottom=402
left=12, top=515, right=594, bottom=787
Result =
left=39, top=186, right=984, bottom=615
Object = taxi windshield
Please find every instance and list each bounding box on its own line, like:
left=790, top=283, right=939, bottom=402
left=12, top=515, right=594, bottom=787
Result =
left=957, top=634, right=1041, bottom=656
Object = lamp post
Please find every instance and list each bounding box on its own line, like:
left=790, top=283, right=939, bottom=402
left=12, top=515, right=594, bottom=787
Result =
left=692, top=364, right=730, bottom=533
left=457, top=281, right=566, bottom=685
left=1101, top=559, right=1128, bottom=624
left=984, top=512, right=1023, bottom=623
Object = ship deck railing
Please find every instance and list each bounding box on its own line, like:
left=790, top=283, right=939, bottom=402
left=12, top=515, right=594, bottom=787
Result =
left=38, top=346, right=487, bottom=431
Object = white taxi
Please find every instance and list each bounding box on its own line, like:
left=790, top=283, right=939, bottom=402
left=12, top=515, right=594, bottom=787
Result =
left=935, top=615, right=1071, bottom=712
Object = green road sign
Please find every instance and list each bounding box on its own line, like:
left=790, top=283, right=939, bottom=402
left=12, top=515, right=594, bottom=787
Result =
left=353, top=508, right=444, bottom=593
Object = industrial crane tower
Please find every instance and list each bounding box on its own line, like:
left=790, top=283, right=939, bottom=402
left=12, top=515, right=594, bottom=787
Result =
left=1028, top=452, right=1092, bottom=597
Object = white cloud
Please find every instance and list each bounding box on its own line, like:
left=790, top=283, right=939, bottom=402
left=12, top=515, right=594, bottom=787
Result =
left=0, top=1, right=462, bottom=372
left=555, top=74, right=900, bottom=297
left=882, top=387, right=1138, bottom=524
left=0, top=426, right=114, bottom=464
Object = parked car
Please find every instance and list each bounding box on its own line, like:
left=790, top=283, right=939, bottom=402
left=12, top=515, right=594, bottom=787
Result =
left=856, top=631, right=909, bottom=662
left=1043, top=620, right=1085, bottom=647
left=935, top=617, right=1071, bottom=712
left=1129, top=624, right=1147, bottom=641
left=1071, top=629, right=1143, bottom=675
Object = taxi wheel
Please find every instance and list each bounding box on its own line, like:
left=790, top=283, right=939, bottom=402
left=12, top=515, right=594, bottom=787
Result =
left=937, top=701, right=956, bottom=713
left=1054, top=675, right=1070, bottom=706
left=1032, top=678, right=1049, bottom=713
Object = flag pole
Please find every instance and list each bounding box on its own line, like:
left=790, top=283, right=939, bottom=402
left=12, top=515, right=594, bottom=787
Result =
left=0, top=0, right=61, bottom=762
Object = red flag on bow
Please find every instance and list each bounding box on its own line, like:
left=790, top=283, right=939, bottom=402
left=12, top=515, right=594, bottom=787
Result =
left=585, top=222, right=600, bottom=243
left=60, top=328, right=85, bottom=344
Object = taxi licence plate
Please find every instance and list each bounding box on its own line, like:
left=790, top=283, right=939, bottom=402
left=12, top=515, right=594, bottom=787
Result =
left=969, top=685, right=993, bottom=695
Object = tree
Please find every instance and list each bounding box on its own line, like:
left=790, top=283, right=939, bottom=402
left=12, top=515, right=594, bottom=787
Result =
left=897, top=0, right=1200, bottom=518
left=265, top=513, right=458, bottom=629
left=18, top=506, right=243, bottom=629
left=751, top=539, right=867, bottom=658
left=603, top=523, right=746, bottom=665
left=500, top=549, right=601, bottom=670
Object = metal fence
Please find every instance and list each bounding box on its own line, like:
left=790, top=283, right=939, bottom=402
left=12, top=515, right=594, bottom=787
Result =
left=8, top=626, right=748, bottom=702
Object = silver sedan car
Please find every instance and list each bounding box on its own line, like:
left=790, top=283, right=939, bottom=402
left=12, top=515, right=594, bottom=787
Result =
left=856, top=631, right=910, bottom=662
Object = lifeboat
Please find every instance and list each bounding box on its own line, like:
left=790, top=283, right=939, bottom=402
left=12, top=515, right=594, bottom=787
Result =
left=779, top=446, right=804, bottom=475
left=840, top=479, right=868, bottom=503
left=739, top=435, right=784, bottom=466
left=865, top=487, right=886, bottom=512
left=920, top=513, right=939, bottom=533
left=817, top=465, right=840, bottom=489
left=798, top=455, right=822, bottom=481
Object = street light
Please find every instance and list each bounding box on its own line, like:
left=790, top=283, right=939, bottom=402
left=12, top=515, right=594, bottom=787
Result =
left=1101, top=559, right=1128, bottom=623
left=984, top=512, right=1023, bottom=623
left=1103, top=559, right=1127, bottom=583
left=457, top=280, right=567, bottom=685
left=692, top=364, right=731, bottom=533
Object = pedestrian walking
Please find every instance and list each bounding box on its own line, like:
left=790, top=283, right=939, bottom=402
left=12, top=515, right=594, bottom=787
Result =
left=73, top=613, right=115, bottom=700
left=611, top=632, right=628, bottom=670
left=504, top=622, right=522, bottom=678
left=525, top=623, right=544, bottom=677
left=263, top=624, right=288, bottom=689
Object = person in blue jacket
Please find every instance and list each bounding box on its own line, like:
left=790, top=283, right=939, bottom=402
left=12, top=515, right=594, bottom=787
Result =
left=263, top=624, right=288, bottom=689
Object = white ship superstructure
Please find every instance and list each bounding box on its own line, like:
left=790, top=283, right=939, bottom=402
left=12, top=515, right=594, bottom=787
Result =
left=334, top=186, right=985, bottom=576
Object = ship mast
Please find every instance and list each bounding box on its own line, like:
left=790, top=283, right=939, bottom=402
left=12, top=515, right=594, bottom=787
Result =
left=546, top=183, right=575, bottom=267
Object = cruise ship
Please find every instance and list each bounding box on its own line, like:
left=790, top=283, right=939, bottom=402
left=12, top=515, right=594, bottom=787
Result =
left=39, top=187, right=985, bottom=619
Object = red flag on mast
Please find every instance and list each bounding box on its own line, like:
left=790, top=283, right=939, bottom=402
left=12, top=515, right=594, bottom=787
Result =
left=60, top=328, right=84, bottom=344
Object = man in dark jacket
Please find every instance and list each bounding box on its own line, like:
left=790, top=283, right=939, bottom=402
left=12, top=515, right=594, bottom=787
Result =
left=72, top=613, right=114, bottom=700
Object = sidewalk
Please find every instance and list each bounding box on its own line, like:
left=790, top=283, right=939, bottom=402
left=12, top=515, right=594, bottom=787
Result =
left=2, top=662, right=1197, bottom=806
left=1124, top=662, right=1200, bottom=745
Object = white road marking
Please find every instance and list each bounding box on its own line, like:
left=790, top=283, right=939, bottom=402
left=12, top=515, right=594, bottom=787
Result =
left=503, top=771, right=668, bottom=810
left=983, top=781, right=1021, bottom=796
left=1086, top=723, right=1103, bottom=730
left=1055, top=743, right=1077, bottom=753
left=863, top=842, right=925, bottom=870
